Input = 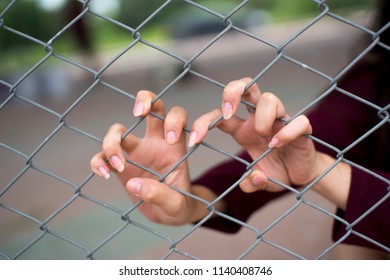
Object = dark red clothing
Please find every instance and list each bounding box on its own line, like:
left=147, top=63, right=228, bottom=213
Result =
left=193, top=64, right=390, bottom=253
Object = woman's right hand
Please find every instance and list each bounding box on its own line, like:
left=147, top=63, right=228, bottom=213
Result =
left=187, top=78, right=319, bottom=193
left=188, top=77, right=351, bottom=210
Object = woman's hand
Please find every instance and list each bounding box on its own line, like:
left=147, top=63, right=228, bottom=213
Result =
left=90, top=90, right=198, bottom=225
left=188, top=77, right=320, bottom=193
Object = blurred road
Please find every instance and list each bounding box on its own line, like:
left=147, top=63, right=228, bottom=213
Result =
left=0, top=14, right=371, bottom=259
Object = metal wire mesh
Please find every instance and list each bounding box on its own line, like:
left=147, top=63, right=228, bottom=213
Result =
left=0, top=0, right=389, bottom=259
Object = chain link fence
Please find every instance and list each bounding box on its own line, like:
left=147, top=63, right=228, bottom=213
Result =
left=1, top=0, right=389, bottom=259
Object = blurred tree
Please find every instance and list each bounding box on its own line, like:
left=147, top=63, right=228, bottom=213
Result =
left=0, top=0, right=62, bottom=51
left=65, top=1, right=93, bottom=54
left=117, top=0, right=187, bottom=29
left=0, top=0, right=374, bottom=53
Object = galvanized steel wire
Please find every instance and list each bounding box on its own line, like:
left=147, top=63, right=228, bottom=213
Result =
left=0, top=0, right=389, bottom=259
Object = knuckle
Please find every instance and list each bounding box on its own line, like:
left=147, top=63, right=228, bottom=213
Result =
left=147, top=98, right=165, bottom=115
left=297, top=115, right=312, bottom=133
left=152, top=97, right=164, bottom=108
left=298, top=114, right=309, bottom=124
left=254, top=123, right=269, bottom=136
left=167, top=193, right=186, bottom=216
left=191, top=114, right=213, bottom=137
left=141, top=184, right=160, bottom=203
left=102, top=140, right=118, bottom=153
left=239, top=179, right=257, bottom=193
left=137, top=90, right=155, bottom=99
left=110, top=123, right=124, bottom=131
left=175, top=106, right=188, bottom=119
left=102, top=124, right=126, bottom=152
left=171, top=105, right=185, bottom=113
left=225, top=80, right=246, bottom=98
left=90, top=155, right=99, bottom=169
left=260, top=92, right=277, bottom=102
left=191, top=116, right=207, bottom=131
left=241, top=77, right=254, bottom=84
left=167, top=106, right=187, bottom=124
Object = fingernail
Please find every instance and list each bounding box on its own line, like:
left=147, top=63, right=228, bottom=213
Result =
left=133, top=101, right=145, bottom=117
left=98, top=166, right=110, bottom=180
left=268, top=137, right=280, bottom=149
left=127, top=179, right=141, bottom=195
left=111, top=155, right=124, bottom=172
left=188, top=131, right=198, bottom=148
left=223, top=101, right=233, bottom=119
left=166, top=130, right=177, bottom=145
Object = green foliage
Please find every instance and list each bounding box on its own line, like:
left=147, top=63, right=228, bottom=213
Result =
left=0, top=0, right=375, bottom=72
left=0, top=1, right=63, bottom=51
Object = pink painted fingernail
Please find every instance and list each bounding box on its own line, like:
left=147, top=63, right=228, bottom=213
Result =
left=111, top=155, right=124, bottom=172
left=98, top=166, right=110, bottom=179
left=223, top=101, right=233, bottom=119
left=268, top=137, right=280, bottom=149
left=133, top=101, right=145, bottom=117
left=188, top=131, right=198, bottom=148
left=166, top=130, right=177, bottom=145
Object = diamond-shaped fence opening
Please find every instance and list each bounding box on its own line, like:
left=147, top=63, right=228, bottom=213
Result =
left=1, top=0, right=389, bottom=260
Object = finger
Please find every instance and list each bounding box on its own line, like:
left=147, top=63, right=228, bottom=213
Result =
left=164, top=106, right=187, bottom=145
left=254, top=92, right=287, bottom=138
left=133, top=90, right=163, bottom=117
left=222, top=77, right=261, bottom=119
left=134, top=90, right=166, bottom=138
left=102, top=123, right=130, bottom=172
left=188, top=108, right=223, bottom=147
left=126, top=178, right=186, bottom=222
left=90, top=151, right=111, bottom=179
left=268, top=115, right=313, bottom=148
left=240, top=169, right=268, bottom=193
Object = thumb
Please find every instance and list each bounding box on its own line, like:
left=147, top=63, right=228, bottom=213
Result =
left=217, top=115, right=244, bottom=135
left=126, top=178, right=186, bottom=217
left=240, top=169, right=268, bottom=193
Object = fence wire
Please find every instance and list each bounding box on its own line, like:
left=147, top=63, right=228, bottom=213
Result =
left=0, top=0, right=389, bottom=260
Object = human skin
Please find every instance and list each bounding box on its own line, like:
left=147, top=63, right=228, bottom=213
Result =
left=90, top=78, right=351, bottom=226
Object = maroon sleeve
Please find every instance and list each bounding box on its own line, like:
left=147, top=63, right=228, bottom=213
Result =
left=332, top=167, right=390, bottom=251
left=192, top=151, right=288, bottom=233
left=193, top=65, right=390, bottom=252
left=308, top=66, right=390, bottom=251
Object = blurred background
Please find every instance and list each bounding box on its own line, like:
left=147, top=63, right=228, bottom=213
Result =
left=0, top=0, right=376, bottom=259
left=0, top=0, right=374, bottom=79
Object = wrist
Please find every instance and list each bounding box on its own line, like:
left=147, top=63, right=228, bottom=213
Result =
left=310, top=152, right=352, bottom=210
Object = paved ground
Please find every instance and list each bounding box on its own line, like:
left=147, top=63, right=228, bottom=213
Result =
left=0, top=14, right=370, bottom=259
